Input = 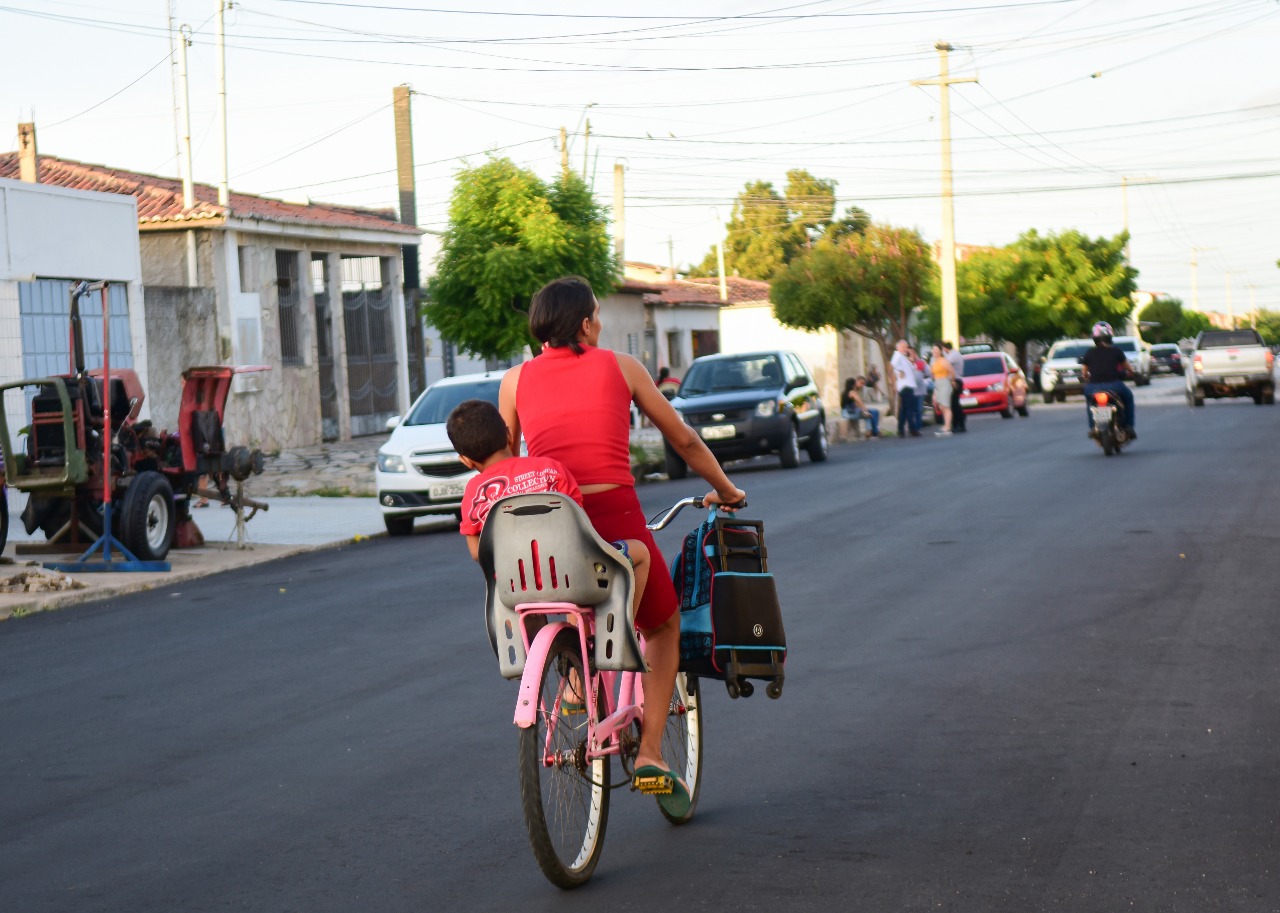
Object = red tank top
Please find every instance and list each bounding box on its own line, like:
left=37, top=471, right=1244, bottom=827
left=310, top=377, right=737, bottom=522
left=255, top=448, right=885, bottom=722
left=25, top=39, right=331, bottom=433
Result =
left=516, top=345, right=634, bottom=487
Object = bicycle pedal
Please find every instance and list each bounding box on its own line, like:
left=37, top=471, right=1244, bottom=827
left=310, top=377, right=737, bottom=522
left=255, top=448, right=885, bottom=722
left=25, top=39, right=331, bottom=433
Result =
left=632, top=773, right=674, bottom=795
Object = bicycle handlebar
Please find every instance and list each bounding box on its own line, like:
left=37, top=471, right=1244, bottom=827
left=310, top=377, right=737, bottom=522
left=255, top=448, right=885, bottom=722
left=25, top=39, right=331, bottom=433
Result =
left=646, top=496, right=748, bottom=531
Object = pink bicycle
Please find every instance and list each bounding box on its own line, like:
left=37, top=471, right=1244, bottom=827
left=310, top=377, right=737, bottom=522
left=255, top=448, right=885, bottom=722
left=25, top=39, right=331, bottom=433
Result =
left=479, top=493, right=719, bottom=888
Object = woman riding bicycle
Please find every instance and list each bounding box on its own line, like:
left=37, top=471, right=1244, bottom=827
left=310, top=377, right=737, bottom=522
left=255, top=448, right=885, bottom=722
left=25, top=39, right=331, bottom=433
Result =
left=499, top=275, right=745, bottom=811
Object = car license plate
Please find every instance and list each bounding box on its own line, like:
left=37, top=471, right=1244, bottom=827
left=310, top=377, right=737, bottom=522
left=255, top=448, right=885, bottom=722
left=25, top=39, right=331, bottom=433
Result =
left=429, top=480, right=468, bottom=500
left=700, top=424, right=735, bottom=441
left=1226, top=375, right=1245, bottom=385
left=960, top=396, right=978, bottom=407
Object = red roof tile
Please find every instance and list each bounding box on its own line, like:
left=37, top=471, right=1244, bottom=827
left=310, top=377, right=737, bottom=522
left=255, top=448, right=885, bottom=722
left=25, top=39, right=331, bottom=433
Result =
left=0, top=154, right=419, bottom=237
left=644, top=276, right=770, bottom=307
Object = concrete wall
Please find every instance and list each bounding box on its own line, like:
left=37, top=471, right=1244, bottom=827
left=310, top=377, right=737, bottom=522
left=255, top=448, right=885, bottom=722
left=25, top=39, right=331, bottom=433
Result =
left=142, top=286, right=218, bottom=429
left=719, top=302, right=843, bottom=416
left=597, top=289, right=646, bottom=358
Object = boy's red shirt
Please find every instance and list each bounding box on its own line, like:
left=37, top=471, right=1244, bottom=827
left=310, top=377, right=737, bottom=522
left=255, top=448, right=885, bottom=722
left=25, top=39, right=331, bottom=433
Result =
left=458, top=455, right=583, bottom=537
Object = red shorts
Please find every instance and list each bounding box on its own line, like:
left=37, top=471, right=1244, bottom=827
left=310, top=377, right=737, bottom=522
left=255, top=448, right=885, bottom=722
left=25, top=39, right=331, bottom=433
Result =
left=581, top=486, right=676, bottom=631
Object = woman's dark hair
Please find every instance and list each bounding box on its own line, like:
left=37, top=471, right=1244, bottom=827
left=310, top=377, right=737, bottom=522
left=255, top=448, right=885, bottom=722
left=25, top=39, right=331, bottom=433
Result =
left=843, top=377, right=857, bottom=394
left=446, top=399, right=509, bottom=463
left=529, top=276, right=596, bottom=354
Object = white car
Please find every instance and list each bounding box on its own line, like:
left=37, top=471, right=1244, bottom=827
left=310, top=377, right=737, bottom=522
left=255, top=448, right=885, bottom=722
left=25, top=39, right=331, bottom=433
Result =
left=375, top=370, right=507, bottom=536
left=1111, top=336, right=1151, bottom=386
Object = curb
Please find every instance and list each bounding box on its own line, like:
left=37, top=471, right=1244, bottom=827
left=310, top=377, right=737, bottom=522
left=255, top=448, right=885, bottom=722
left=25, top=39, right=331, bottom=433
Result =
left=0, top=535, right=381, bottom=623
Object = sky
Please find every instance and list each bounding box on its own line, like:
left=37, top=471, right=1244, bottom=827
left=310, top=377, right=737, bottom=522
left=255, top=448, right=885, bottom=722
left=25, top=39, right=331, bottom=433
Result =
left=4, top=0, right=1280, bottom=320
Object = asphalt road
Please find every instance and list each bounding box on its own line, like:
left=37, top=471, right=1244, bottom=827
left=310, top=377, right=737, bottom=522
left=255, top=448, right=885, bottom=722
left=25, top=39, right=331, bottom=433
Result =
left=3, top=377, right=1278, bottom=912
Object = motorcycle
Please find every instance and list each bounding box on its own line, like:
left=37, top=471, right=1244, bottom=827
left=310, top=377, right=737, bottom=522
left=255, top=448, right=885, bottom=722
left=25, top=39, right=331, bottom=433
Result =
left=1088, top=390, right=1130, bottom=456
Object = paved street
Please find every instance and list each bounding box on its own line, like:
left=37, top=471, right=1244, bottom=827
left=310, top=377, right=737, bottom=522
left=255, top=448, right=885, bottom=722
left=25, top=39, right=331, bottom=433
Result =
left=2, top=378, right=1279, bottom=912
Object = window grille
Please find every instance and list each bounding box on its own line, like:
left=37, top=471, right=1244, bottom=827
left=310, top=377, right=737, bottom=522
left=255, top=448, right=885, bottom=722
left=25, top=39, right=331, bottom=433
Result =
left=277, top=250, right=302, bottom=365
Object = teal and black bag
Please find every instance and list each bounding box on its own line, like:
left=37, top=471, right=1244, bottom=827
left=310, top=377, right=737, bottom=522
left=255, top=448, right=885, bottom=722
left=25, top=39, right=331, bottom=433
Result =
left=670, top=511, right=786, bottom=699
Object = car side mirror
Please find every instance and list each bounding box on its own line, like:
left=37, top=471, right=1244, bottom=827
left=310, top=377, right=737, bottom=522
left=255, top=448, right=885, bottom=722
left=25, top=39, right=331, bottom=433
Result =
left=385, top=415, right=401, bottom=431
left=787, top=375, right=810, bottom=391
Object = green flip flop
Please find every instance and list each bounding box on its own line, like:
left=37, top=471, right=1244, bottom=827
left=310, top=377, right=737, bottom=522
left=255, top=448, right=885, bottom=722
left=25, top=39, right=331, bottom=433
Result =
left=632, top=764, right=690, bottom=818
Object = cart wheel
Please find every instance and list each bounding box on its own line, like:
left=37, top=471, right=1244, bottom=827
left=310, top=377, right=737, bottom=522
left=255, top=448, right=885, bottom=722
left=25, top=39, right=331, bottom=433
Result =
left=737, top=679, right=754, bottom=698
left=766, top=681, right=784, bottom=700
left=725, top=680, right=740, bottom=699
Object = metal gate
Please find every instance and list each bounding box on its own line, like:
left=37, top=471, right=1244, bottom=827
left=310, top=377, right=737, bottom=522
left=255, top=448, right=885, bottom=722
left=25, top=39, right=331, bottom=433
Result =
left=311, top=256, right=339, bottom=441
left=341, top=256, right=398, bottom=437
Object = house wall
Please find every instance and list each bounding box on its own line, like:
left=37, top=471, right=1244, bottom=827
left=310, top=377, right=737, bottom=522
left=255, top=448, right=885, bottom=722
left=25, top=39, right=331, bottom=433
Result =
left=139, top=231, right=216, bottom=289
left=142, top=286, right=219, bottom=429
left=651, top=307, right=720, bottom=375
left=141, top=227, right=411, bottom=450
left=0, top=178, right=148, bottom=452
left=597, top=289, right=646, bottom=359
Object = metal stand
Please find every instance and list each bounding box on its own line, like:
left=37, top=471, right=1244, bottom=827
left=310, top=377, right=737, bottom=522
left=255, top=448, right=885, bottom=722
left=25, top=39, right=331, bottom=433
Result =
left=43, top=502, right=170, bottom=573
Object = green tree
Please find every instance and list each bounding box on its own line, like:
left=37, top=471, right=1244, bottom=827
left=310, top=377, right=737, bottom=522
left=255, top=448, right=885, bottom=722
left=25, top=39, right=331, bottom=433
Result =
left=1253, top=310, right=1280, bottom=345
left=921, top=228, right=1136, bottom=364
left=771, top=223, right=938, bottom=410
left=1138, top=297, right=1188, bottom=344
left=425, top=157, right=616, bottom=359
left=690, top=169, right=865, bottom=280
left=1178, top=309, right=1212, bottom=341
left=1010, top=229, right=1136, bottom=338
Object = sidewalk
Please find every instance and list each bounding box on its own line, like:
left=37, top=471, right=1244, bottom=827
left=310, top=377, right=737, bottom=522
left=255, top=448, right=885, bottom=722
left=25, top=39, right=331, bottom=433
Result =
left=0, top=428, right=667, bottom=621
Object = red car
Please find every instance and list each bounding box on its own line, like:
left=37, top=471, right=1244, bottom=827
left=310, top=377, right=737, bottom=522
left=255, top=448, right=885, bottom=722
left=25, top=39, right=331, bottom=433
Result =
left=934, top=352, right=1029, bottom=421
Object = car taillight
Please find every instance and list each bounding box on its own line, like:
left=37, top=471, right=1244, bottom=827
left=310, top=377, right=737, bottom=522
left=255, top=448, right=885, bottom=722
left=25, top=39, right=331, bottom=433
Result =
left=1193, top=356, right=1203, bottom=372
left=1267, top=350, right=1275, bottom=370
left=1094, top=392, right=1109, bottom=405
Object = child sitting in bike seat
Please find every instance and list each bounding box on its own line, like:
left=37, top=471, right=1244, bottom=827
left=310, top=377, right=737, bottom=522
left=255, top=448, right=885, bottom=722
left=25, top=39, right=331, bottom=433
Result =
left=446, top=400, right=650, bottom=607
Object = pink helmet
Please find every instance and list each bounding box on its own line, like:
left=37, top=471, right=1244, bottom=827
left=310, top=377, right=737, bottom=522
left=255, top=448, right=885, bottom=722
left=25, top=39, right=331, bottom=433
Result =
left=1091, top=321, right=1114, bottom=340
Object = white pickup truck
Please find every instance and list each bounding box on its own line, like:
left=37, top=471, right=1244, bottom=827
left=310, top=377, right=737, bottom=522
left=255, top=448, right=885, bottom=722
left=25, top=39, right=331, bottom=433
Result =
left=1185, top=329, right=1275, bottom=406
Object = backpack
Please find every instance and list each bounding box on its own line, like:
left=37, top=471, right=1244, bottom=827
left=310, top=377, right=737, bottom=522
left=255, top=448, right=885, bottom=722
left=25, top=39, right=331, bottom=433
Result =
left=670, top=510, right=786, bottom=698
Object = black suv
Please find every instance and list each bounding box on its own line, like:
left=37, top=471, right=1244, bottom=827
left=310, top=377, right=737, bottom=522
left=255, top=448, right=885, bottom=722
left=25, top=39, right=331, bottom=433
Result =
left=665, top=350, right=827, bottom=476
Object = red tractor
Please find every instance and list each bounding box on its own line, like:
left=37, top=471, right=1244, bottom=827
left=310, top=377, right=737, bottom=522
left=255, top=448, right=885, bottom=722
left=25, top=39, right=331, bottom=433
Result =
left=0, top=282, right=267, bottom=562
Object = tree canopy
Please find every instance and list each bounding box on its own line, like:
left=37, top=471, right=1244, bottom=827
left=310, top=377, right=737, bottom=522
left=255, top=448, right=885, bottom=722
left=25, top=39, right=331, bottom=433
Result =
left=425, top=157, right=616, bottom=359
left=771, top=223, right=938, bottom=406
left=1136, top=297, right=1214, bottom=344
left=690, top=169, right=868, bottom=281
left=917, top=228, right=1136, bottom=364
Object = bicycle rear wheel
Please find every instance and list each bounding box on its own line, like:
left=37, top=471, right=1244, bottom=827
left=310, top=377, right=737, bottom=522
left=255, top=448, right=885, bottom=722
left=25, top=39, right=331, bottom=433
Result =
left=518, top=631, right=610, bottom=888
left=658, top=672, right=703, bottom=825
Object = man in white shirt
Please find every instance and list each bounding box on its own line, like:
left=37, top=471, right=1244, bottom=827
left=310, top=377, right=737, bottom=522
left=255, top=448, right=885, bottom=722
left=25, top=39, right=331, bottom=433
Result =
left=890, top=339, right=921, bottom=437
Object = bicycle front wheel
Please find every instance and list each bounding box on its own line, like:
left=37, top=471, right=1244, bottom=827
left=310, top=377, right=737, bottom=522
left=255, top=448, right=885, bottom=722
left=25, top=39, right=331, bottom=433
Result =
left=658, top=672, right=703, bottom=825
left=518, top=631, right=610, bottom=888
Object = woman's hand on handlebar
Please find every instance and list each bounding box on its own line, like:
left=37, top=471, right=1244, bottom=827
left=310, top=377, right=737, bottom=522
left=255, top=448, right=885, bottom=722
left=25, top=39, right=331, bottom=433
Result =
left=703, top=486, right=747, bottom=511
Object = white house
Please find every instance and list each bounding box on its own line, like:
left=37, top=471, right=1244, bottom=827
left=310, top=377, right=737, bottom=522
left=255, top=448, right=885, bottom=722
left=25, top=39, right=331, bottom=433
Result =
left=0, top=176, right=148, bottom=454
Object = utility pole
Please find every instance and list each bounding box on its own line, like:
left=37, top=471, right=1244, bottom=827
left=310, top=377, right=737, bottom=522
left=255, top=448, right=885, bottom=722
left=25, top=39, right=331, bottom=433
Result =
left=1248, top=284, right=1257, bottom=328
left=1226, top=272, right=1236, bottom=328
left=394, top=86, right=430, bottom=392
left=667, top=236, right=675, bottom=281
left=559, top=127, right=568, bottom=179
left=1190, top=246, right=1214, bottom=313
left=1121, top=175, right=1129, bottom=264
left=582, top=118, right=591, bottom=179
left=216, top=1, right=230, bottom=207
left=178, top=24, right=197, bottom=286
left=612, top=163, right=625, bottom=278
left=711, top=208, right=727, bottom=302
left=912, top=42, right=976, bottom=349
left=168, top=1, right=180, bottom=167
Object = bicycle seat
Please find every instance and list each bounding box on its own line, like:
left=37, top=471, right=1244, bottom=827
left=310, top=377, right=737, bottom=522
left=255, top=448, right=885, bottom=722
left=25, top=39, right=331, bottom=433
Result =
left=478, top=493, right=645, bottom=679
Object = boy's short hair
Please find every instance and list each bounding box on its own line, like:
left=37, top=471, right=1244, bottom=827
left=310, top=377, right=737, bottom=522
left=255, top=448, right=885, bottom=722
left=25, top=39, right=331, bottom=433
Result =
left=446, top=399, right=509, bottom=463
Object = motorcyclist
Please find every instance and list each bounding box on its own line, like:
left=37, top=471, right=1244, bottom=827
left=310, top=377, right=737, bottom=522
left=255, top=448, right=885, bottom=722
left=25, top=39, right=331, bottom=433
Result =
left=1080, top=321, right=1136, bottom=440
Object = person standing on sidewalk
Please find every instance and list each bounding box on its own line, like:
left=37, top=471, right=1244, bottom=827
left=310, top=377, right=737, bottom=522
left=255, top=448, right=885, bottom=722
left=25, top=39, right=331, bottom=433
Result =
left=943, top=341, right=967, bottom=433
left=891, top=340, right=921, bottom=437
left=930, top=344, right=955, bottom=435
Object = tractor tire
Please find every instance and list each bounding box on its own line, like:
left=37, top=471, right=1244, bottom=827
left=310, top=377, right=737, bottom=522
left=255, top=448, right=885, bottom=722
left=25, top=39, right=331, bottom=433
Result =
left=120, top=471, right=175, bottom=561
